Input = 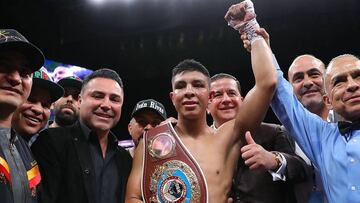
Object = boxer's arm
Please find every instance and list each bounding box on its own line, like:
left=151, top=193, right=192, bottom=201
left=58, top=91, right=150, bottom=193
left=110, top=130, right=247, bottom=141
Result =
left=125, top=140, right=144, bottom=203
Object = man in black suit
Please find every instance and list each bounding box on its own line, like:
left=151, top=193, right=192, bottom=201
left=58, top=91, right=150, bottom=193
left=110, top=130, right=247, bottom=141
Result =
left=32, top=68, right=132, bottom=203
left=207, top=73, right=310, bottom=203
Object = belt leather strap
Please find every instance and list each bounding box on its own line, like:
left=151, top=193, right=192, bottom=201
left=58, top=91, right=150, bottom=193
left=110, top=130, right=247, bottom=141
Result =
left=141, top=123, right=208, bottom=203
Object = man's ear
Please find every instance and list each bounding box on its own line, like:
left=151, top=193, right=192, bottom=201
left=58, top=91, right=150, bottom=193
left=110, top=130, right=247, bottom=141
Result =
left=128, top=122, right=132, bottom=133
left=323, top=94, right=333, bottom=110
left=169, top=92, right=175, bottom=106
left=206, top=102, right=211, bottom=115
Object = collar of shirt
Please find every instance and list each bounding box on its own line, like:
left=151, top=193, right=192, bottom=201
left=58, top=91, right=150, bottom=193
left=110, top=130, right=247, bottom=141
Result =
left=79, top=119, right=119, bottom=146
left=79, top=119, right=91, bottom=140
left=0, top=127, right=12, bottom=140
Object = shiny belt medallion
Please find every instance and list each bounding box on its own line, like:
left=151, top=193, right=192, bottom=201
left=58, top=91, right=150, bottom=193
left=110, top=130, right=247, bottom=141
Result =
left=142, top=123, right=208, bottom=203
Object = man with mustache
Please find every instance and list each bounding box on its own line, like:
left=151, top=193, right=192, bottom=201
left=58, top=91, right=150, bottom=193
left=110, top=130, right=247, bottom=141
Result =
left=287, top=55, right=330, bottom=202
left=0, top=29, right=44, bottom=203
left=32, top=69, right=132, bottom=203
left=12, top=68, right=64, bottom=146
left=240, top=23, right=360, bottom=203
left=50, top=76, right=82, bottom=128
left=288, top=55, right=329, bottom=120
left=242, top=29, right=329, bottom=202
left=207, top=73, right=309, bottom=203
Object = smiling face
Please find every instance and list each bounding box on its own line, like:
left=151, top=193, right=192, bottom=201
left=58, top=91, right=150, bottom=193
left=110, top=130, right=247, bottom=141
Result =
left=324, top=55, right=360, bottom=121
left=208, top=77, right=243, bottom=127
left=12, top=86, right=51, bottom=136
left=0, top=51, right=33, bottom=112
left=79, top=77, right=123, bottom=132
left=170, top=71, right=210, bottom=120
left=288, top=55, right=326, bottom=112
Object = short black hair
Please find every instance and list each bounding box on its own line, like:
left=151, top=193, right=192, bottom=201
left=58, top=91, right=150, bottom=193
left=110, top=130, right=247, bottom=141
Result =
left=81, top=68, right=123, bottom=93
left=211, top=73, right=242, bottom=94
left=171, top=59, right=210, bottom=84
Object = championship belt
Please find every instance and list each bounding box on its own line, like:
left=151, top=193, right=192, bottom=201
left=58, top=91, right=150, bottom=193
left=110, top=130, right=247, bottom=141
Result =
left=141, top=123, right=208, bottom=203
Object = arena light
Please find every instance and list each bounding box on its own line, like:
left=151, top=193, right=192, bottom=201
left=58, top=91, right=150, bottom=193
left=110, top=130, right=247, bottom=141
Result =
left=89, top=0, right=134, bottom=5
left=89, top=0, right=105, bottom=4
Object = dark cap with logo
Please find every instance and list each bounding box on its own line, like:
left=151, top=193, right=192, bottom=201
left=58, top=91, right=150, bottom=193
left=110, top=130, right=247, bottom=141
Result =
left=131, top=99, right=167, bottom=120
left=33, top=68, right=64, bottom=103
left=0, top=29, right=45, bottom=72
left=57, top=75, right=83, bottom=91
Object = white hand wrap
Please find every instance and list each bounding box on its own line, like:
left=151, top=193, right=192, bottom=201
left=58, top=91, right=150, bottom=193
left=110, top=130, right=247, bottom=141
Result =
left=226, top=0, right=262, bottom=42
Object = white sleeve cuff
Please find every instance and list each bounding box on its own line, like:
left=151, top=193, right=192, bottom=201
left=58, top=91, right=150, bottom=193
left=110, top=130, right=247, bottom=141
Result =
left=268, top=152, right=287, bottom=181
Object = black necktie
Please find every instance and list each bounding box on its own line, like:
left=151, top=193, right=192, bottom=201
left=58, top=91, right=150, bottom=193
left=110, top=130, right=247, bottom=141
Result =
left=338, top=120, right=360, bottom=135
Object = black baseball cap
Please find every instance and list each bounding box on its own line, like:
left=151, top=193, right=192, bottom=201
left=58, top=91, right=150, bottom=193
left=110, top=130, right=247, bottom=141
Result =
left=57, top=76, right=83, bottom=91
left=0, top=29, right=44, bottom=72
left=32, top=68, right=64, bottom=103
left=131, top=99, right=167, bottom=120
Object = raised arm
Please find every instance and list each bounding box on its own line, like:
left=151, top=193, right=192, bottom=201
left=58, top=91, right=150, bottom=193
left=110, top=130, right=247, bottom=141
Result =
left=224, top=0, right=277, bottom=141
left=241, top=25, right=333, bottom=167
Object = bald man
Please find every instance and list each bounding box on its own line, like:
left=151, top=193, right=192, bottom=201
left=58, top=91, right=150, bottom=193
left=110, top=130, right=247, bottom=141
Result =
left=288, top=55, right=329, bottom=119
left=287, top=55, right=328, bottom=202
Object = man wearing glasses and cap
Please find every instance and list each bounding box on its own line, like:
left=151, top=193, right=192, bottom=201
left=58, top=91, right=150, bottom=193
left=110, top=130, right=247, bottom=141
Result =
left=50, top=76, right=82, bottom=128
left=0, top=29, right=44, bottom=203
left=126, top=99, right=168, bottom=157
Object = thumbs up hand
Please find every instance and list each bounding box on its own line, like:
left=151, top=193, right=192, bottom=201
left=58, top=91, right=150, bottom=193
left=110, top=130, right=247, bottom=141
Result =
left=241, top=131, right=279, bottom=170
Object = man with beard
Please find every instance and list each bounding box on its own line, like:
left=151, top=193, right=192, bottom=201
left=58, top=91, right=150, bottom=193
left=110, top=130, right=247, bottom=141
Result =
left=12, top=68, right=64, bottom=146
left=0, top=29, right=44, bottom=203
left=50, top=76, right=82, bottom=128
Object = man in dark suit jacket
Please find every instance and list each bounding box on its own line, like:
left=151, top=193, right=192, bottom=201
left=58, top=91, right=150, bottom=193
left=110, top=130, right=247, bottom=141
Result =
left=32, top=69, right=132, bottom=203
left=207, top=73, right=310, bottom=203
left=231, top=124, right=310, bottom=203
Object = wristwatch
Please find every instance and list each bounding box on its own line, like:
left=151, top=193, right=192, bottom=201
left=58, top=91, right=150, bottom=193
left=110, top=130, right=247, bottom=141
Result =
left=272, top=151, right=283, bottom=169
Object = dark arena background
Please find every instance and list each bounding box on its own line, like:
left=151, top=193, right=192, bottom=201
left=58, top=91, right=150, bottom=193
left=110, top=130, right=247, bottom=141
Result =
left=1, top=0, right=359, bottom=140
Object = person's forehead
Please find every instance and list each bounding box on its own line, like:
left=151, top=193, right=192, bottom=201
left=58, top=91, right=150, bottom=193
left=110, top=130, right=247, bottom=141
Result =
left=327, top=57, right=360, bottom=76
left=211, top=78, right=237, bottom=89
left=290, top=58, right=323, bottom=74
left=174, top=71, right=208, bottom=81
left=86, top=77, right=122, bottom=91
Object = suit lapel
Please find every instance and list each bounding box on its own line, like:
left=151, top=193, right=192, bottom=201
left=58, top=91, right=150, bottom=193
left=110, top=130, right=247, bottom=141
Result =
left=70, top=122, right=96, bottom=203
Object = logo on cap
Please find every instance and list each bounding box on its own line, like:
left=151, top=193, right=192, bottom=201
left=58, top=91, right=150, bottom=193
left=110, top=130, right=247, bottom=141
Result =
left=0, top=30, right=27, bottom=43
left=34, top=69, right=51, bottom=81
left=132, top=99, right=167, bottom=120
